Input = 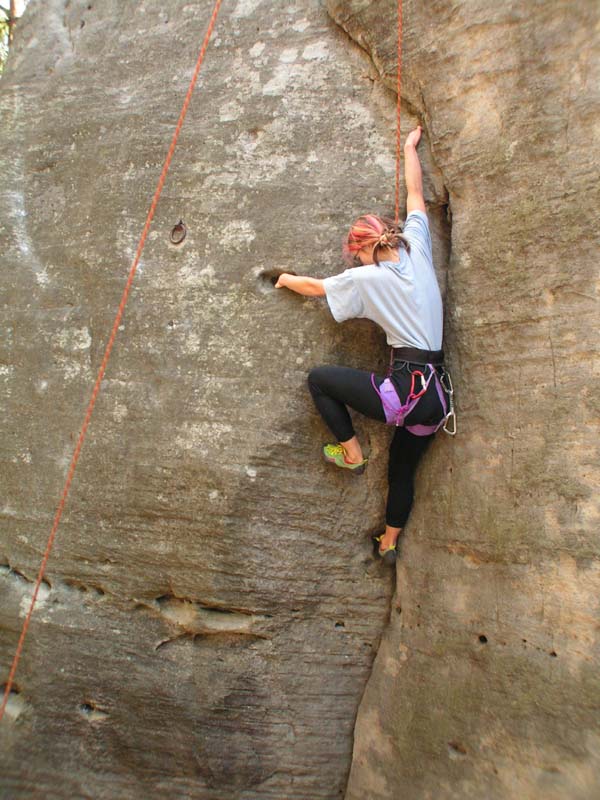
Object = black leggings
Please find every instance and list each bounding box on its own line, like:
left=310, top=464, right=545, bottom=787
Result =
left=307, top=365, right=439, bottom=528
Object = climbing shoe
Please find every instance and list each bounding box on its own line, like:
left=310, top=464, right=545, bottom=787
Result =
left=372, top=534, right=398, bottom=565
left=323, top=443, right=368, bottom=474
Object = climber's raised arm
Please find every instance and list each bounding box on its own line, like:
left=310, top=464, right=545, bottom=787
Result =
left=275, top=273, right=326, bottom=296
left=404, top=125, right=426, bottom=214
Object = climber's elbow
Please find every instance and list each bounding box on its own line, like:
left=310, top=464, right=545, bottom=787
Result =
left=310, top=278, right=326, bottom=297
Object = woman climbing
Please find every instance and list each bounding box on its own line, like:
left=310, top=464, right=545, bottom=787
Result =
left=275, top=125, right=452, bottom=564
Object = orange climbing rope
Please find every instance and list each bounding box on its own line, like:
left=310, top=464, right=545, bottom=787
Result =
left=0, top=0, right=224, bottom=724
left=395, top=0, right=403, bottom=225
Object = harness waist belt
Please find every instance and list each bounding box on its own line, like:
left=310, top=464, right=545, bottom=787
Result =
left=392, top=347, right=444, bottom=365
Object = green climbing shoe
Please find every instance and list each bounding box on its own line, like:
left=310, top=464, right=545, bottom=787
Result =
left=322, top=443, right=368, bottom=474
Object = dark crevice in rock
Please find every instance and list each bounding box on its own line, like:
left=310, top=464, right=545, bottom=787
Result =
left=256, top=268, right=297, bottom=294
left=155, top=630, right=269, bottom=653
left=327, top=4, right=453, bottom=213
left=327, top=6, right=425, bottom=114
left=0, top=559, right=52, bottom=591
left=448, top=741, right=468, bottom=759
left=0, top=562, right=34, bottom=584
left=135, top=592, right=273, bottom=643
left=0, top=559, right=110, bottom=601
left=153, top=591, right=259, bottom=618
left=78, top=699, right=109, bottom=722
left=62, top=578, right=106, bottom=597
left=326, top=3, right=453, bottom=310
left=323, top=14, right=457, bottom=799
left=0, top=682, right=28, bottom=721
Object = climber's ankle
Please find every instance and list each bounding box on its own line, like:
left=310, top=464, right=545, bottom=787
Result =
left=339, top=435, right=363, bottom=464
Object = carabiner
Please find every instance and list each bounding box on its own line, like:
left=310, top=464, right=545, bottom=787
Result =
left=440, top=369, right=454, bottom=396
left=443, top=411, right=457, bottom=436
left=409, top=370, right=427, bottom=400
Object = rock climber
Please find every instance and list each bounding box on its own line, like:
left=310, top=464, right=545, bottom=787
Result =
left=275, top=125, right=453, bottom=564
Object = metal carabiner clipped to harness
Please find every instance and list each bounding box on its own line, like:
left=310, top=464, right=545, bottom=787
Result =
left=443, top=410, right=457, bottom=436
left=440, top=368, right=457, bottom=436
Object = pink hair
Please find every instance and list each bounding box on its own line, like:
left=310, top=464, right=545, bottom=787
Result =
left=345, top=214, right=410, bottom=265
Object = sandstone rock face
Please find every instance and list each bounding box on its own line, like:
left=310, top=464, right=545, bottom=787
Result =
left=0, top=1, right=598, bottom=799
left=0, top=1, right=448, bottom=797
left=327, top=1, right=600, bottom=799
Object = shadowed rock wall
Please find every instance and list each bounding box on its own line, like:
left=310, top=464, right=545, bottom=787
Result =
left=1, top=0, right=598, bottom=799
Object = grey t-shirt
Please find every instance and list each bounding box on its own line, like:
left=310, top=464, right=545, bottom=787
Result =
left=323, top=210, right=443, bottom=350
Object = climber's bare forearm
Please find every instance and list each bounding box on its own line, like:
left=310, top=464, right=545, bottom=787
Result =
left=404, top=144, right=423, bottom=195
left=404, top=139, right=426, bottom=214
left=275, top=273, right=325, bottom=297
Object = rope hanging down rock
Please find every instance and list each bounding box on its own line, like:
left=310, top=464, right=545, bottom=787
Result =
left=395, top=0, right=403, bottom=224
left=0, top=0, right=224, bottom=724
left=1, top=0, right=405, bottom=723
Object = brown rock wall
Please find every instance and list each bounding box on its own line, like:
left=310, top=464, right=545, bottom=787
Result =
left=327, top=1, right=600, bottom=798
left=0, top=1, right=447, bottom=797
left=1, top=0, right=598, bottom=799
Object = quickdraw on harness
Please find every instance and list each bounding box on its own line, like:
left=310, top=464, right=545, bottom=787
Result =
left=370, top=347, right=457, bottom=436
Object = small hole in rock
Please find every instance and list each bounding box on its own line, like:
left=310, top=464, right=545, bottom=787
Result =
left=550, top=650, right=557, bottom=657
left=395, top=605, right=402, bottom=615
left=479, top=634, right=488, bottom=644
left=1, top=684, right=26, bottom=720
left=335, top=621, right=345, bottom=628
left=169, top=220, right=187, bottom=245
left=257, top=268, right=297, bottom=292
left=79, top=701, right=109, bottom=721
left=448, top=741, right=467, bottom=758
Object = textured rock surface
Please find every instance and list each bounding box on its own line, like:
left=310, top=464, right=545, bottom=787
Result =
left=327, top=1, right=600, bottom=799
left=0, top=1, right=598, bottom=799
left=0, top=1, right=449, bottom=798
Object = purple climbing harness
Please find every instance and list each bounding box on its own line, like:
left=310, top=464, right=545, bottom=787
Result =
left=371, top=362, right=452, bottom=436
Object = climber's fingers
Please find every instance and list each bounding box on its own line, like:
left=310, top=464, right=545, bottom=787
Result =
left=405, top=125, right=422, bottom=148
